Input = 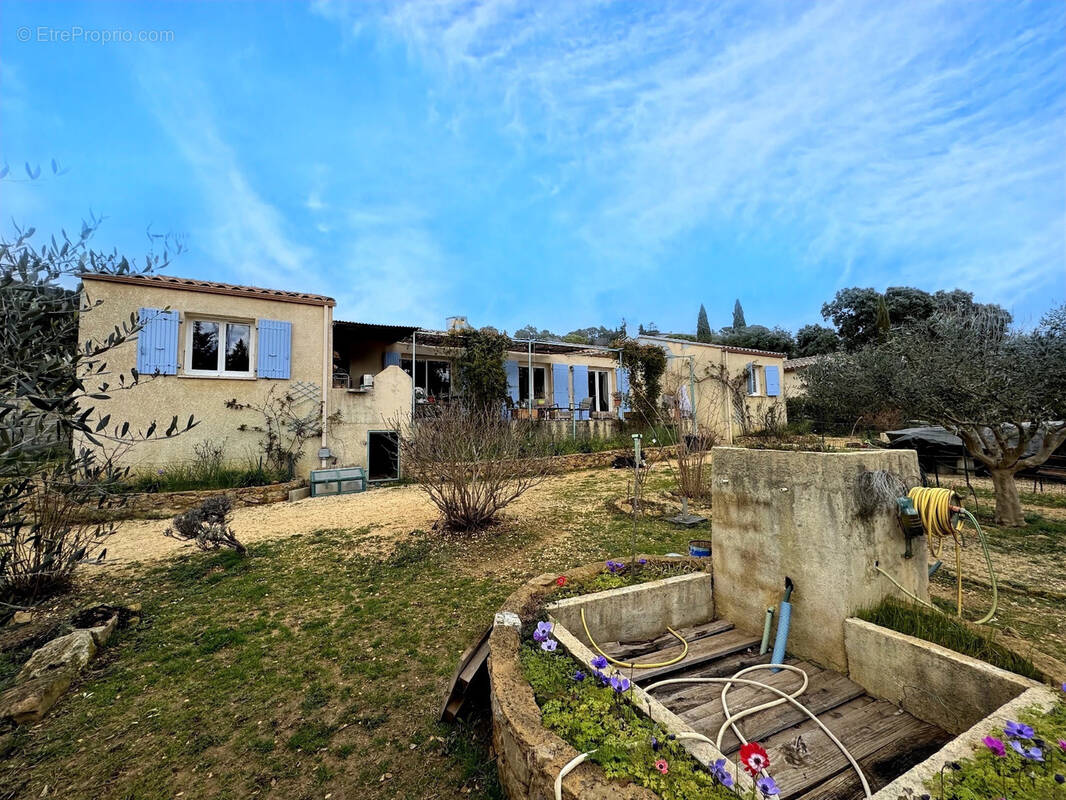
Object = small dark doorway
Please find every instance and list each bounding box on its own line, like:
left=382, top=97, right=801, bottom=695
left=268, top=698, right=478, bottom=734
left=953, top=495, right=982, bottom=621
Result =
left=367, top=431, right=400, bottom=481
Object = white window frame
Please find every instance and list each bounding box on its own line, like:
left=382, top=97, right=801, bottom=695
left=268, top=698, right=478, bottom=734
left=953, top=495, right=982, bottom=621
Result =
left=518, top=365, right=547, bottom=403
left=747, top=363, right=762, bottom=396
left=588, top=369, right=611, bottom=412
left=183, top=315, right=257, bottom=378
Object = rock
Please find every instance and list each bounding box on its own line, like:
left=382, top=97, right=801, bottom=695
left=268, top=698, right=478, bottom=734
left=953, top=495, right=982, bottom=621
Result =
left=10, top=611, right=34, bottom=625
left=86, top=615, right=118, bottom=647
left=0, top=669, right=74, bottom=724
left=18, top=630, right=96, bottom=683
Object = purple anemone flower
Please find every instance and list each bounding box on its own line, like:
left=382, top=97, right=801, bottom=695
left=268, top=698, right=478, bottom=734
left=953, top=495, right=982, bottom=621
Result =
left=1004, top=721, right=1034, bottom=740
left=540, top=638, right=558, bottom=652
left=982, top=736, right=1006, bottom=757
left=594, top=670, right=610, bottom=686
left=609, top=675, right=631, bottom=693
left=1008, top=740, right=1042, bottom=761
left=572, top=670, right=586, bottom=682
left=756, top=775, right=780, bottom=797
left=591, top=655, right=608, bottom=669
left=709, top=758, right=733, bottom=788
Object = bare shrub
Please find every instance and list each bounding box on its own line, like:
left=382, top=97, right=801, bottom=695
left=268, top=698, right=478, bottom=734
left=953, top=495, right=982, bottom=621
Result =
left=1, top=455, right=120, bottom=604
left=397, top=403, right=556, bottom=531
left=165, top=496, right=246, bottom=555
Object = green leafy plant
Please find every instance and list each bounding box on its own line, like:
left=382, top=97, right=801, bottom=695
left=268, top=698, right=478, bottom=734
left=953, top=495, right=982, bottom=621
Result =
left=520, top=642, right=735, bottom=799
left=923, top=695, right=1066, bottom=800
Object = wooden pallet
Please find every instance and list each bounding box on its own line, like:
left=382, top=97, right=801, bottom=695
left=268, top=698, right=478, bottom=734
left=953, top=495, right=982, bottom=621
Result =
left=612, top=619, right=952, bottom=800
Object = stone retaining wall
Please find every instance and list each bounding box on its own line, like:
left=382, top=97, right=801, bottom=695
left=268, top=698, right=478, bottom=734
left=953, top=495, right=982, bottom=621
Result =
left=105, top=445, right=682, bottom=521
left=107, top=479, right=305, bottom=520
left=489, top=559, right=700, bottom=800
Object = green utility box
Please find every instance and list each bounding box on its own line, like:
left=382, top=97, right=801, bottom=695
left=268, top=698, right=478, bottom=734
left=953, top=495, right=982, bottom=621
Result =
left=310, top=467, right=366, bottom=497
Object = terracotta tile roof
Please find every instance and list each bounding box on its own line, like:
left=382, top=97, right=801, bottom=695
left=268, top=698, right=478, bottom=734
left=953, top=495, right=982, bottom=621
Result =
left=80, top=272, right=335, bottom=307
left=638, top=335, right=787, bottom=359
left=783, top=355, right=822, bottom=370
left=720, top=345, right=789, bottom=358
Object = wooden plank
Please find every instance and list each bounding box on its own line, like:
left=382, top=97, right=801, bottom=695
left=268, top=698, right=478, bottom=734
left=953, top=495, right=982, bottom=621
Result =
left=791, top=722, right=951, bottom=800
left=716, top=670, right=867, bottom=755
left=762, top=697, right=946, bottom=800
left=600, top=619, right=734, bottom=660
left=631, top=628, right=763, bottom=684
left=681, top=660, right=824, bottom=740
left=648, top=649, right=773, bottom=710
left=440, top=625, right=492, bottom=723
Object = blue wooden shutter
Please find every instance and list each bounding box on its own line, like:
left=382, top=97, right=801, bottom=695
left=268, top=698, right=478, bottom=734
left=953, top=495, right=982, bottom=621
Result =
left=257, top=319, right=292, bottom=379
left=765, top=365, right=781, bottom=396
left=615, top=367, right=631, bottom=420
left=746, top=362, right=756, bottom=394
left=384, top=351, right=401, bottom=368
left=137, top=308, right=179, bottom=375
left=572, top=364, right=589, bottom=419
left=504, top=360, right=520, bottom=404
left=552, top=363, right=570, bottom=409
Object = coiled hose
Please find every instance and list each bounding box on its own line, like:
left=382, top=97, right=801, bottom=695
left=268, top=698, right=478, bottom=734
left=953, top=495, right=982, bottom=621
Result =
left=875, top=486, right=998, bottom=624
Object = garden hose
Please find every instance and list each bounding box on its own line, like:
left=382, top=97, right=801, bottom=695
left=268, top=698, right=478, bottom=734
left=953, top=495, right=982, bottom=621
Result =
left=580, top=607, right=689, bottom=669
left=647, top=663, right=873, bottom=798
left=554, top=749, right=595, bottom=800
left=876, top=487, right=999, bottom=625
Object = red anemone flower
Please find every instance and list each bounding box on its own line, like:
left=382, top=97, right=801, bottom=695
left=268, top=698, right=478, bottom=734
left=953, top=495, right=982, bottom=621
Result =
left=654, top=758, right=668, bottom=774
left=739, top=742, right=770, bottom=777
left=556, top=575, right=568, bottom=587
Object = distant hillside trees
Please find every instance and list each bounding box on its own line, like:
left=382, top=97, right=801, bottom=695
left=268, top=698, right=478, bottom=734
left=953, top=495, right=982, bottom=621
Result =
left=795, top=324, right=841, bottom=357
left=821, top=287, right=1011, bottom=351
left=732, top=299, right=746, bottom=329
left=696, top=304, right=712, bottom=342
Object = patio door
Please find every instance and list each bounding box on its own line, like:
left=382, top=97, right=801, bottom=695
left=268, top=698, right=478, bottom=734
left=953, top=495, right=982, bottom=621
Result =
left=588, top=370, right=610, bottom=413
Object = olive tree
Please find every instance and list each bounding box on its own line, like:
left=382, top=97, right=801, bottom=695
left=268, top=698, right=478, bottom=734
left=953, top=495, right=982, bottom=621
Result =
left=1, top=218, right=195, bottom=604
left=804, top=305, right=1066, bottom=526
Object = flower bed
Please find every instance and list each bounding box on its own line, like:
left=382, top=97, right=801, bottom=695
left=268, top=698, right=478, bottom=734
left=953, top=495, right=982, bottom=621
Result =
left=929, top=689, right=1066, bottom=799
left=489, top=556, right=708, bottom=800
left=520, top=637, right=737, bottom=799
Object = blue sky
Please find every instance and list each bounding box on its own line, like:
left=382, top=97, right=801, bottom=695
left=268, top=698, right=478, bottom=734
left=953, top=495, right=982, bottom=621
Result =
left=2, top=1, right=1064, bottom=333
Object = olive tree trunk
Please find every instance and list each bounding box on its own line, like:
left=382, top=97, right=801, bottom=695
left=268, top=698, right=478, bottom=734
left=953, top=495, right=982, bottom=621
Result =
left=988, top=468, right=1025, bottom=528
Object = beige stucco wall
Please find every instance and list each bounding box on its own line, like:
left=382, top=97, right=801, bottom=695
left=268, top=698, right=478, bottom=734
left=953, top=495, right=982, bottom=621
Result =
left=710, top=447, right=926, bottom=672
left=328, top=365, right=412, bottom=470
left=639, top=337, right=788, bottom=443
left=782, top=366, right=807, bottom=398
left=76, top=277, right=330, bottom=474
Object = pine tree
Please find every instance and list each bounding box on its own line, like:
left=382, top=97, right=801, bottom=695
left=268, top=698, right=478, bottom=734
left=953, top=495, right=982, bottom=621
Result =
left=696, top=304, right=712, bottom=342
left=732, top=299, right=746, bottom=330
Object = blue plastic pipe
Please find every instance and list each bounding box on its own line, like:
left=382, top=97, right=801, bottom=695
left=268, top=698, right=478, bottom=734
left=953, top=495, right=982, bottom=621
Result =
left=770, top=577, right=794, bottom=673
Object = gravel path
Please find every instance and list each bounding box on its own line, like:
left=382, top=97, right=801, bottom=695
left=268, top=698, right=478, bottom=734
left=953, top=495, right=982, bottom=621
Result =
left=97, top=467, right=637, bottom=567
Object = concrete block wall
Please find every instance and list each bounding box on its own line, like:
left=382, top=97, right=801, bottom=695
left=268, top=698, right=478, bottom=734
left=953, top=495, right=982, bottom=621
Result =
left=710, top=447, right=926, bottom=672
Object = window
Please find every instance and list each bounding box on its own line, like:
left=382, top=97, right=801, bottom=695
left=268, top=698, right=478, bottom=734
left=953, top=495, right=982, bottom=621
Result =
left=588, top=370, right=610, bottom=412
left=518, top=366, right=546, bottom=403
left=746, top=362, right=761, bottom=396
left=400, top=358, right=451, bottom=399
left=185, top=317, right=254, bottom=376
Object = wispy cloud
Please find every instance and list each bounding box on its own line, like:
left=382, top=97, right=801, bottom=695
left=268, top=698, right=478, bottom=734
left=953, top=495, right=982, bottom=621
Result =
left=135, top=67, right=314, bottom=290
left=316, top=0, right=1066, bottom=307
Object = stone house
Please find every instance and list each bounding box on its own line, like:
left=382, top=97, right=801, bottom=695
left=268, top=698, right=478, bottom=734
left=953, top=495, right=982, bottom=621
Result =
left=76, top=273, right=623, bottom=481
left=635, top=335, right=789, bottom=442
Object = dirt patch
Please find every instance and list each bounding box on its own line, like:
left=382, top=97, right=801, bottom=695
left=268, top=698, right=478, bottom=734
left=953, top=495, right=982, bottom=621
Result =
left=95, top=467, right=641, bottom=567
